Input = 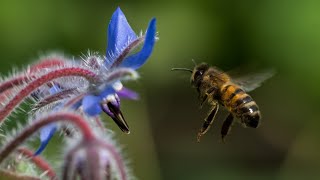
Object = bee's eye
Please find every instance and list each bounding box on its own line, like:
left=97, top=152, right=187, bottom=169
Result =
left=195, top=70, right=203, bottom=79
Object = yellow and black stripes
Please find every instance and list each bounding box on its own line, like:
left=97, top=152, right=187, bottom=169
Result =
left=220, top=84, right=261, bottom=128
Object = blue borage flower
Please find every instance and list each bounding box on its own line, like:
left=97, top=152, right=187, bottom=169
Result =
left=34, top=7, right=157, bottom=155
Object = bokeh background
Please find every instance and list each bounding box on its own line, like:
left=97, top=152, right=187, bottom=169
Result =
left=1, top=0, right=320, bottom=179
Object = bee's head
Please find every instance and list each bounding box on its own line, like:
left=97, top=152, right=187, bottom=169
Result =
left=190, top=63, right=209, bottom=88
left=171, top=62, right=209, bottom=88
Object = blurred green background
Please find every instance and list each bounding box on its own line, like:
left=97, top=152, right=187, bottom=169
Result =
left=1, top=0, right=320, bottom=179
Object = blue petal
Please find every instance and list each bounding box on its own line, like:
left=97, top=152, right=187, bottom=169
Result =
left=120, top=18, right=156, bottom=69
left=70, top=98, right=83, bottom=110
left=106, top=7, right=137, bottom=63
left=99, top=86, right=116, bottom=98
left=82, top=95, right=102, bottom=116
left=34, top=123, right=57, bottom=155
left=117, top=87, right=139, bottom=100
left=49, top=85, right=61, bottom=95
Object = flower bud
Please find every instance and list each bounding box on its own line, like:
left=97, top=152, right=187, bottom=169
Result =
left=63, top=138, right=128, bottom=180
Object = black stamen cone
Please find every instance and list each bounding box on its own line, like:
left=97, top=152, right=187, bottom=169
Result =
left=107, top=102, right=130, bottom=134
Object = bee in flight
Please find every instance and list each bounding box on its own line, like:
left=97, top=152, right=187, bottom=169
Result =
left=172, top=62, right=274, bottom=142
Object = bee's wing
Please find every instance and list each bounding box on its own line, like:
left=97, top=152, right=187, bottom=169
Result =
left=231, top=69, right=275, bottom=92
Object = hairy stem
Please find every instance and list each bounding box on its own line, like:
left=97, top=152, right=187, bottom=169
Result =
left=0, top=112, right=95, bottom=164
left=63, top=93, right=87, bottom=108
left=17, top=147, right=57, bottom=179
left=29, top=58, right=65, bottom=73
left=0, top=58, right=65, bottom=94
left=32, top=88, right=78, bottom=111
left=0, top=76, right=31, bottom=94
left=0, top=67, right=99, bottom=122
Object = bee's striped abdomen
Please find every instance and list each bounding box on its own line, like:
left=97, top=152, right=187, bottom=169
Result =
left=221, top=84, right=261, bottom=128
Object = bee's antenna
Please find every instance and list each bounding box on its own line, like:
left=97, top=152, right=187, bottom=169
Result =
left=171, top=68, right=193, bottom=73
left=191, top=59, right=197, bottom=66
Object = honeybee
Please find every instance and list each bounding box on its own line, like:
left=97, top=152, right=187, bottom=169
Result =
left=172, top=63, right=274, bottom=142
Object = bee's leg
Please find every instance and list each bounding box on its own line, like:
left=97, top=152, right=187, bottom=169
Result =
left=221, top=113, right=234, bottom=142
left=199, top=87, right=218, bottom=107
left=203, top=87, right=219, bottom=105
left=197, top=104, right=219, bottom=142
left=199, top=94, right=207, bottom=108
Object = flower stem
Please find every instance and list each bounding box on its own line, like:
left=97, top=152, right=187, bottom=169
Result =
left=0, top=67, right=99, bottom=122
left=29, top=58, right=65, bottom=73
left=0, top=58, right=65, bottom=94
left=17, top=147, right=57, bottom=179
left=63, top=93, right=87, bottom=108
left=0, top=76, right=31, bottom=94
left=32, top=88, right=78, bottom=111
left=0, top=111, right=95, bottom=164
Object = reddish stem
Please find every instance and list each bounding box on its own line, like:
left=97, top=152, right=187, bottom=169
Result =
left=0, top=58, right=65, bottom=94
left=0, top=89, right=12, bottom=103
left=0, top=67, right=98, bottom=122
left=33, top=88, right=78, bottom=110
left=29, top=58, right=65, bottom=73
left=17, top=147, right=57, bottom=179
left=0, top=112, right=95, bottom=164
left=0, top=76, right=31, bottom=94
